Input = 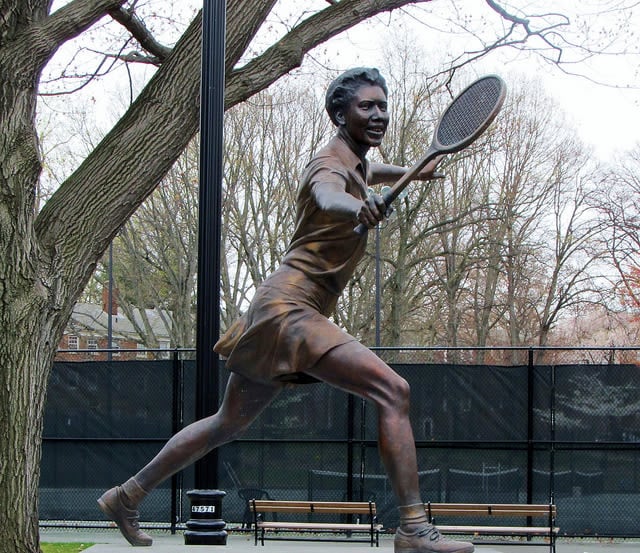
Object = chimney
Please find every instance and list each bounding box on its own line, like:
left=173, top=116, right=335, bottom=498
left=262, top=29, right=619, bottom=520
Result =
left=102, top=287, right=119, bottom=315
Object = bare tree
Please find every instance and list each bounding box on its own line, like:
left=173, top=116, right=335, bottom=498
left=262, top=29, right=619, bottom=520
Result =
left=465, top=80, right=607, bottom=353
left=86, top=83, right=330, bottom=349
left=594, top=146, right=640, bottom=310
left=220, top=83, right=332, bottom=330
left=111, top=140, right=200, bottom=348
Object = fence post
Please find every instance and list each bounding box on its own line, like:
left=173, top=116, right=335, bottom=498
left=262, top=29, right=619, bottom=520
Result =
left=347, top=393, right=356, bottom=501
left=549, top=363, right=556, bottom=504
left=359, top=397, right=367, bottom=501
left=170, top=349, right=184, bottom=533
left=526, top=347, right=534, bottom=505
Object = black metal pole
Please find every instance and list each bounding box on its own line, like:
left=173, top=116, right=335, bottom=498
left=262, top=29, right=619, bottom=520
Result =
left=526, top=347, right=534, bottom=505
left=107, top=241, right=113, bottom=361
left=375, top=225, right=381, bottom=346
left=549, top=364, right=556, bottom=504
left=195, top=0, right=226, bottom=490
left=347, top=393, right=355, bottom=501
left=170, top=349, right=184, bottom=533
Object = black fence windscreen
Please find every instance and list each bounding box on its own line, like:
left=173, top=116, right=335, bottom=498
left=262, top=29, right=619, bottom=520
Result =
left=40, top=348, right=640, bottom=537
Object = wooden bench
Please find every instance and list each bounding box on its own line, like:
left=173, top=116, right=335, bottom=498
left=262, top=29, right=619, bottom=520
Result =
left=249, top=499, right=383, bottom=546
left=425, top=503, right=559, bottom=553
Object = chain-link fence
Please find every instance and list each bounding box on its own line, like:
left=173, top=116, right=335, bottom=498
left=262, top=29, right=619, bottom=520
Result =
left=40, top=347, right=640, bottom=537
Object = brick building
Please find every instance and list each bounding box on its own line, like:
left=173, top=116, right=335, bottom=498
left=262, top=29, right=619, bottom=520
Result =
left=56, top=289, right=172, bottom=361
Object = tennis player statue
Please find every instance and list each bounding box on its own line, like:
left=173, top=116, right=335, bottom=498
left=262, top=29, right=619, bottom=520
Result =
left=98, top=67, right=473, bottom=553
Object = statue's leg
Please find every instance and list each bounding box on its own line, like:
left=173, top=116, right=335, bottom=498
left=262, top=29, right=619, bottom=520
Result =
left=98, top=372, right=282, bottom=546
left=305, top=342, right=473, bottom=553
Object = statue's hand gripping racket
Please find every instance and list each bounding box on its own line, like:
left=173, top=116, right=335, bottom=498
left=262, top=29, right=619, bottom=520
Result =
left=355, top=74, right=507, bottom=235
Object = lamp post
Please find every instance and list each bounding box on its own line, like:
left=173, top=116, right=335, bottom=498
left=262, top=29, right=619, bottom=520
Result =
left=185, top=1, right=230, bottom=546
left=194, top=0, right=226, bottom=491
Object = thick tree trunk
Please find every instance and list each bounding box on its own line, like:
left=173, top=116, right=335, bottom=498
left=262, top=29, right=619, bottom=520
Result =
left=0, top=308, right=59, bottom=552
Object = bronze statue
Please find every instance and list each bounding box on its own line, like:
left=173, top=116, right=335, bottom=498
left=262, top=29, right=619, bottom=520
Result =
left=98, top=67, right=473, bottom=553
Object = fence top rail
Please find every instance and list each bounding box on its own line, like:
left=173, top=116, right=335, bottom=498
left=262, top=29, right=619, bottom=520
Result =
left=56, top=347, right=194, bottom=354
left=56, top=345, right=640, bottom=354
left=369, top=346, right=640, bottom=352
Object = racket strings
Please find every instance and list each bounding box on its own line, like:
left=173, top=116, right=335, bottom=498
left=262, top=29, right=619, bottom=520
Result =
left=436, top=77, right=503, bottom=147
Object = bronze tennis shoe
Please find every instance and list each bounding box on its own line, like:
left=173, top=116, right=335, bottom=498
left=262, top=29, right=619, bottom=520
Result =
left=98, top=486, right=152, bottom=546
left=395, top=503, right=473, bottom=553
left=394, top=523, right=474, bottom=553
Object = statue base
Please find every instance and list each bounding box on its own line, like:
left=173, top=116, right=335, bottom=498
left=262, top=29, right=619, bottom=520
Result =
left=184, top=489, right=227, bottom=546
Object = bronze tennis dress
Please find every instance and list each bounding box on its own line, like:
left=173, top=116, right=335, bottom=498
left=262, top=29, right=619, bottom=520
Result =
left=214, top=135, right=370, bottom=384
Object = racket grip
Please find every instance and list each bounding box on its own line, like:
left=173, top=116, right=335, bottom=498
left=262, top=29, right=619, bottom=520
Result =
left=354, top=222, right=369, bottom=236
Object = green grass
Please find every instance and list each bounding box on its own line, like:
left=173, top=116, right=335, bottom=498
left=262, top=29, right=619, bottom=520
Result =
left=41, top=543, right=94, bottom=553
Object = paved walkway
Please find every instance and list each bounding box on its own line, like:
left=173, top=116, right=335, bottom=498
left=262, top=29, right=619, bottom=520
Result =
left=40, top=527, right=639, bottom=553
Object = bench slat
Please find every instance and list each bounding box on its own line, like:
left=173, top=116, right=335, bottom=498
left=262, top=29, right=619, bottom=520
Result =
left=252, top=500, right=372, bottom=506
left=254, top=506, right=375, bottom=514
left=258, top=522, right=383, bottom=531
left=251, top=500, right=376, bottom=515
left=438, top=525, right=560, bottom=535
left=426, top=503, right=555, bottom=517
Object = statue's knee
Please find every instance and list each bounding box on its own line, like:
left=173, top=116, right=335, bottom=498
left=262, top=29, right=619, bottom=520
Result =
left=389, top=376, right=411, bottom=412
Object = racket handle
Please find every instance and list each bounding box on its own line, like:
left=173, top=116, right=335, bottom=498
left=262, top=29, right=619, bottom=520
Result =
left=353, top=189, right=393, bottom=235
left=354, top=222, right=369, bottom=235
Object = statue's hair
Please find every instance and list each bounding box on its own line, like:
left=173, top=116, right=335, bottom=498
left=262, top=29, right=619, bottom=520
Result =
left=325, top=67, right=388, bottom=126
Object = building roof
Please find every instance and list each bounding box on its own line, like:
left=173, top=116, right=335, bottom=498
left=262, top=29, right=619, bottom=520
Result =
left=67, top=302, right=172, bottom=341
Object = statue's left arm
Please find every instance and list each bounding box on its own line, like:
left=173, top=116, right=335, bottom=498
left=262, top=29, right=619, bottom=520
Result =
left=368, top=156, right=445, bottom=185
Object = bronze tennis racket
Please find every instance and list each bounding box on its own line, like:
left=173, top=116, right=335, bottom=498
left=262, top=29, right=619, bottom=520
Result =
left=355, top=74, right=507, bottom=235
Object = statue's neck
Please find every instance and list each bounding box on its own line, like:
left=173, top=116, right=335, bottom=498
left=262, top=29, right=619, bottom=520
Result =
left=337, top=127, right=370, bottom=165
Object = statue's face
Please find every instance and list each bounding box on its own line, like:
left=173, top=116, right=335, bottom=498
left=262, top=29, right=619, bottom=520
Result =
left=337, top=84, right=389, bottom=147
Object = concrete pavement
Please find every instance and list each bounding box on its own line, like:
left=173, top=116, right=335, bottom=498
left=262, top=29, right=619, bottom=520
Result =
left=39, top=527, right=640, bottom=553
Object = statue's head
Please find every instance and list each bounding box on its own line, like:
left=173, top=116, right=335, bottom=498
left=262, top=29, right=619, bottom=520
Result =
left=325, top=67, right=388, bottom=126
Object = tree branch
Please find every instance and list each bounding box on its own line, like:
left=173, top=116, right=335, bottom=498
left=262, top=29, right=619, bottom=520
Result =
left=39, top=0, right=127, bottom=60
left=109, top=5, right=172, bottom=64
left=1, top=1, right=126, bottom=78
left=485, top=0, right=570, bottom=60
left=420, top=0, right=574, bottom=87
left=225, top=0, right=434, bottom=107
left=36, top=0, right=437, bottom=291
left=225, top=0, right=279, bottom=73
